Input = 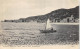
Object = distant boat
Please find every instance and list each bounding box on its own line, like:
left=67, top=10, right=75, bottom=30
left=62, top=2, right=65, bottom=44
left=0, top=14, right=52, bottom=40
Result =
left=40, top=19, right=56, bottom=33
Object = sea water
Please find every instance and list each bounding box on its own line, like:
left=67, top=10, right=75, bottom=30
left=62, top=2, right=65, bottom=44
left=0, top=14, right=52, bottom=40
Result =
left=0, top=22, right=79, bottom=46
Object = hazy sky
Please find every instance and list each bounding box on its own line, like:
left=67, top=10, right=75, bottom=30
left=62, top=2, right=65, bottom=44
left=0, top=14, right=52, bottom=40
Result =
left=0, top=0, right=79, bottom=21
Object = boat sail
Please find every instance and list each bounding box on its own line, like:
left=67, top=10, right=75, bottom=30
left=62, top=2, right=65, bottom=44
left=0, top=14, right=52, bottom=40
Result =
left=40, top=18, right=56, bottom=33
left=46, top=19, right=52, bottom=30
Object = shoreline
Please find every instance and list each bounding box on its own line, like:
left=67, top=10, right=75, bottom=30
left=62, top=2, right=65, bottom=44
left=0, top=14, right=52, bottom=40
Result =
left=51, top=23, right=79, bottom=25
left=1, top=22, right=79, bottom=25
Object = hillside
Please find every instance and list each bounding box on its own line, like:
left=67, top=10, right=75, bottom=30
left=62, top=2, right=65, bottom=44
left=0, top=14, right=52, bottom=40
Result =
left=4, top=6, right=79, bottom=23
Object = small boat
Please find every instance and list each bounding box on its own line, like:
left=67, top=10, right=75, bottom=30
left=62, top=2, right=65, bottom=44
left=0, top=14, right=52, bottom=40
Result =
left=40, top=19, right=57, bottom=33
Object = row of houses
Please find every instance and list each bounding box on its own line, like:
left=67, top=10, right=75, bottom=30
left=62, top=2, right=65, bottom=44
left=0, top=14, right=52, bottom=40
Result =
left=51, top=15, right=79, bottom=23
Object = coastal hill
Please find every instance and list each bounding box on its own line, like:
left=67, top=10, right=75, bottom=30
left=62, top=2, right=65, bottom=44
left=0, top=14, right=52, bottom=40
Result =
left=4, top=6, right=79, bottom=23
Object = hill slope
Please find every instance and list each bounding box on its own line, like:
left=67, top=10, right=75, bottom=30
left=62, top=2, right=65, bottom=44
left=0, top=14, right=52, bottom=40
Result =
left=25, top=6, right=79, bottom=22
left=4, top=6, right=79, bottom=23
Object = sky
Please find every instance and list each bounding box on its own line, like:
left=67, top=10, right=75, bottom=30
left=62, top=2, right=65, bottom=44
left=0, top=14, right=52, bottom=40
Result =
left=0, top=0, right=79, bottom=21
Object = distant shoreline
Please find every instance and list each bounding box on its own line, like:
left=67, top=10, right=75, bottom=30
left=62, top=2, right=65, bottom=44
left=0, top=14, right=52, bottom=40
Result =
left=51, top=23, right=79, bottom=25
left=1, top=22, right=79, bottom=25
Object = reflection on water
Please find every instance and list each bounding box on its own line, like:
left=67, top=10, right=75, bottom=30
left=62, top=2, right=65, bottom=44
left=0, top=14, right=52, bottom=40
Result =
left=0, top=22, right=79, bottom=45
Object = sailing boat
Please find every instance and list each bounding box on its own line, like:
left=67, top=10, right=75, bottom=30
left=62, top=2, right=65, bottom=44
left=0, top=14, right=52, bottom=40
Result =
left=40, top=19, right=56, bottom=33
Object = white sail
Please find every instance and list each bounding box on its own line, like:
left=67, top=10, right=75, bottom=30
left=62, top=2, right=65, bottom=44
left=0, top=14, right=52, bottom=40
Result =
left=46, top=19, right=52, bottom=30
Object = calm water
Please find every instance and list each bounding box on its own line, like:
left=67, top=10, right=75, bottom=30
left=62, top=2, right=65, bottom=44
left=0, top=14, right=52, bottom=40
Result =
left=0, top=22, right=79, bottom=45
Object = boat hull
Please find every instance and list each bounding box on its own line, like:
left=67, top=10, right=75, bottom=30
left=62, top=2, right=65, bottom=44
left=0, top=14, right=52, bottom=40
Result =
left=40, top=30, right=56, bottom=33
